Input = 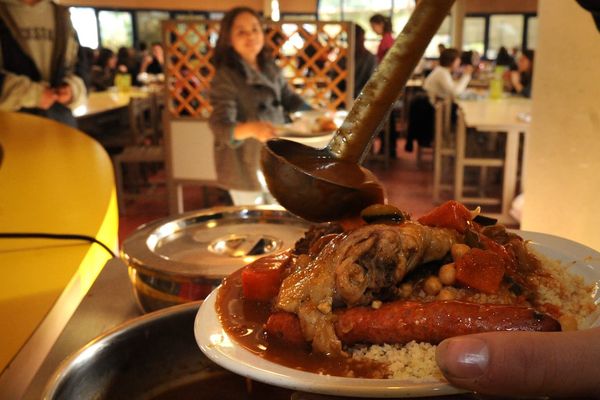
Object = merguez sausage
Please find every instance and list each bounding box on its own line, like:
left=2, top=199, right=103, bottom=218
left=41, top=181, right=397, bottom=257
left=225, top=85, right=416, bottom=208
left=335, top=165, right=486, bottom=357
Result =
left=266, top=300, right=561, bottom=347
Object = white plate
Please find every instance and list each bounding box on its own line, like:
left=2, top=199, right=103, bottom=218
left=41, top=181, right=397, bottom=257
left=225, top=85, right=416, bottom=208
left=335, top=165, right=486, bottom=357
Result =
left=194, top=231, right=600, bottom=398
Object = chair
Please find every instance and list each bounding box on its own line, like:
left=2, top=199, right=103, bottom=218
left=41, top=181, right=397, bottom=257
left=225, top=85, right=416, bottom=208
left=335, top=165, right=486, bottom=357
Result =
left=113, top=95, right=165, bottom=215
left=405, top=92, right=435, bottom=168
left=432, top=98, right=455, bottom=203
left=164, top=117, right=227, bottom=214
left=453, top=108, right=505, bottom=208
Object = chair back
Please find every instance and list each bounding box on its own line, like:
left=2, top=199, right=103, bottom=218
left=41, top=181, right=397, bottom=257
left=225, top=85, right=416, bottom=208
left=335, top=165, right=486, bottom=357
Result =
left=164, top=116, right=227, bottom=213
left=128, top=96, right=155, bottom=145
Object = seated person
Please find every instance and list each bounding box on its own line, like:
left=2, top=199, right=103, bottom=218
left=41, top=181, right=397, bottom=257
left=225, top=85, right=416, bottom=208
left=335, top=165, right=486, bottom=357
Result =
left=209, top=6, right=309, bottom=205
left=90, top=48, right=117, bottom=91
left=139, top=42, right=164, bottom=75
left=423, top=48, right=473, bottom=104
left=510, top=50, right=534, bottom=98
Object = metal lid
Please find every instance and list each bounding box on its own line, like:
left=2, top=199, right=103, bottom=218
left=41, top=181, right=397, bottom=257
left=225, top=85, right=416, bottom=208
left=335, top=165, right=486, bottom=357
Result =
left=121, top=205, right=311, bottom=279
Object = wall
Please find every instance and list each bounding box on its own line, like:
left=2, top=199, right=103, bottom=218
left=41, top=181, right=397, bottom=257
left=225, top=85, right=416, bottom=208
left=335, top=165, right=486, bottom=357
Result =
left=58, top=0, right=528, bottom=14
left=56, top=0, right=317, bottom=13
left=521, top=0, right=600, bottom=251
left=465, top=0, right=537, bottom=14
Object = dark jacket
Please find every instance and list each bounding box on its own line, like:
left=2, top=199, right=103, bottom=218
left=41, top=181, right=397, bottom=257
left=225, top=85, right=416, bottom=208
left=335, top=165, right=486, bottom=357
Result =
left=209, top=59, right=306, bottom=190
left=0, top=0, right=84, bottom=126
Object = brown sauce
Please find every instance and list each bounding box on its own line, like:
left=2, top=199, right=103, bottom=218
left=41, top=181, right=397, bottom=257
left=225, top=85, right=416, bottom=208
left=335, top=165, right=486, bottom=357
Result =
left=216, top=268, right=387, bottom=378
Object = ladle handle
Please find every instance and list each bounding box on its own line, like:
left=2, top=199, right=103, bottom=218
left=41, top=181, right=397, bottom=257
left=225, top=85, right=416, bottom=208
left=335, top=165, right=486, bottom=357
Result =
left=328, top=0, right=455, bottom=163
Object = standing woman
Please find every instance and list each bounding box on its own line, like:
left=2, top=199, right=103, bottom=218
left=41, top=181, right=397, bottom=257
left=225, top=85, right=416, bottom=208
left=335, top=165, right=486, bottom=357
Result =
left=369, top=13, right=397, bottom=157
left=369, top=14, right=394, bottom=63
left=209, top=7, right=308, bottom=205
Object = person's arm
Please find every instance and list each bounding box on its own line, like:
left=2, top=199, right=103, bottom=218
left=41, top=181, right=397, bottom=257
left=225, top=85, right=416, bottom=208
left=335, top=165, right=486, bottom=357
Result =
left=448, top=66, right=472, bottom=97
left=0, top=70, right=55, bottom=110
left=279, top=72, right=310, bottom=112
left=510, top=70, right=524, bottom=94
left=209, top=70, right=274, bottom=144
left=57, top=23, right=87, bottom=108
left=436, top=327, right=600, bottom=398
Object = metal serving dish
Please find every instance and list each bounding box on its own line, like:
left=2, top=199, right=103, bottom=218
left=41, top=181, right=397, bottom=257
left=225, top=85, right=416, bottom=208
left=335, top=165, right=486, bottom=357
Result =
left=121, top=205, right=311, bottom=313
left=43, top=302, right=294, bottom=399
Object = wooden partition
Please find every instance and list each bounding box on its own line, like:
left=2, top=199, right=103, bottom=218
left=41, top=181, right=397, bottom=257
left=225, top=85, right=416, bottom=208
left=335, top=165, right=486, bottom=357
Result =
left=162, top=19, right=355, bottom=118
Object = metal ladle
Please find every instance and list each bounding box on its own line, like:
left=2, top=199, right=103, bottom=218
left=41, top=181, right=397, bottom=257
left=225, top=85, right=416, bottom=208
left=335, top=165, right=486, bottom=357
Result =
left=261, top=0, right=455, bottom=222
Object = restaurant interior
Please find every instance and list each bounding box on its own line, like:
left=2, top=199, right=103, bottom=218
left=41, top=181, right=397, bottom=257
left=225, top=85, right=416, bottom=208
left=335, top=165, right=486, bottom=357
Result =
left=1, top=0, right=599, bottom=398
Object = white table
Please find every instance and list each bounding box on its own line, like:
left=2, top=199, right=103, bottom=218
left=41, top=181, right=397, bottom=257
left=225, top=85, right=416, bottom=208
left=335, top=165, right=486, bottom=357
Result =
left=455, top=96, right=531, bottom=224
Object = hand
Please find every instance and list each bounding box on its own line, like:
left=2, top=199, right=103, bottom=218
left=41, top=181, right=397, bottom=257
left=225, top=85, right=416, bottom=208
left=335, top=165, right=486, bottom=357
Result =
left=234, top=121, right=276, bottom=142
left=463, top=64, right=474, bottom=75
left=55, top=84, right=73, bottom=104
left=435, top=327, right=600, bottom=398
left=39, top=87, right=57, bottom=109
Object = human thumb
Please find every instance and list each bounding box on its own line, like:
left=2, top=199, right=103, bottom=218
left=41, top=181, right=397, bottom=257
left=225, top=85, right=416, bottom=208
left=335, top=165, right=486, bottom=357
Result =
left=436, top=327, right=600, bottom=398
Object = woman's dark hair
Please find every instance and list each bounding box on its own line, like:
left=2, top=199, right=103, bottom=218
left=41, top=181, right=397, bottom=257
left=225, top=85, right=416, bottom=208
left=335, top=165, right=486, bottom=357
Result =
left=355, top=24, right=368, bottom=55
left=96, top=48, right=114, bottom=68
left=522, top=49, right=535, bottom=66
left=369, top=14, right=392, bottom=34
left=439, top=48, right=460, bottom=67
left=495, top=46, right=512, bottom=65
left=460, top=50, right=474, bottom=66
left=213, top=7, right=271, bottom=73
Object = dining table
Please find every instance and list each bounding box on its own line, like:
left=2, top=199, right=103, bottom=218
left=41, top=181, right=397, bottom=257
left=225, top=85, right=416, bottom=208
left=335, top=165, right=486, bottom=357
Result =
left=0, top=111, right=119, bottom=398
left=454, top=95, right=532, bottom=224
left=72, top=86, right=157, bottom=119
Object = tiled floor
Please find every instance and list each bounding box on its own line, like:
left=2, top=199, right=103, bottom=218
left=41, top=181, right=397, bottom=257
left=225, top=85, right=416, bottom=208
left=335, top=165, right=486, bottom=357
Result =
left=118, top=138, right=437, bottom=244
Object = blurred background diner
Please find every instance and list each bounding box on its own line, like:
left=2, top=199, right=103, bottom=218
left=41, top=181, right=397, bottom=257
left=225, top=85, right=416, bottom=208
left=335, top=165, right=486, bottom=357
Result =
left=2, top=1, right=600, bottom=397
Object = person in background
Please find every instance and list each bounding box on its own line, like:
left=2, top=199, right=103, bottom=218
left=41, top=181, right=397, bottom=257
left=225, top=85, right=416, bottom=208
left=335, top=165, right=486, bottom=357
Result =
left=90, top=48, right=117, bottom=91
left=495, top=46, right=516, bottom=69
left=369, top=14, right=398, bottom=158
left=369, top=14, right=394, bottom=63
left=140, top=42, right=164, bottom=75
left=423, top=48, right=473, bottom=104
left=510, top=49, right=534, bottom=97
left=209, top=6, right=309, bottom=205
left=352, top=24, right=376, bottom=98
left=0, top=0, right=86, bottom=126
left=116, top=46, right=140, bottom=86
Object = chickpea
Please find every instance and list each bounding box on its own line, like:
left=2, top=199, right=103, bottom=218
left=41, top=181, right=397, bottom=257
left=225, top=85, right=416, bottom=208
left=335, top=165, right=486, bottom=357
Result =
left=451, top=243, right=471, bottom=261
left=437, top=287, right=456, bottom=301
left=423, top=276, right=442, bottom=295
left=399, top=282, right=413, bottom=298
left=438, top=263, right=456, bottom=286
left=559, top=315, right=578, bottom=331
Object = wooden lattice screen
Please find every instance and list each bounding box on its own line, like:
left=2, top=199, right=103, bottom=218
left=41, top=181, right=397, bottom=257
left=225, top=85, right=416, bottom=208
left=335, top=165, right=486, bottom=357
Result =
left=163, top=20, right=355, bottom=118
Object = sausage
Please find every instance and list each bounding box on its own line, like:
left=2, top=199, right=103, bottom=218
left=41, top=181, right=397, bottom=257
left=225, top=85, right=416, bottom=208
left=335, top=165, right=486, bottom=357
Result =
left=265, top=311, right=306, bottom=346
left=266, top=300, right=561, bottom=347
left=336, top=300, right=561, bottom=345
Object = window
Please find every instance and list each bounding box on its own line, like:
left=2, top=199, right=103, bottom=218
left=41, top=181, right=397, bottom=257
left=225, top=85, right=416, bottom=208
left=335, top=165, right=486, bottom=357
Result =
left=69, top=7, right=99, bottom=49
left=98, top=10, right=133, bottom=50
left=526, top=16, right=538, bottom=50
left=488, top=14, right=524, bottom=59
left=318, top=0, right=415, bottom=56
left=391, top=0, right=415, bottom=41
left=463, top=16, right=485, bottom=55
left=318, top=0, right=342, bottom=21
left=136, top=11, right=170, bottom=46
left=424, top=16, right=451, bottom=58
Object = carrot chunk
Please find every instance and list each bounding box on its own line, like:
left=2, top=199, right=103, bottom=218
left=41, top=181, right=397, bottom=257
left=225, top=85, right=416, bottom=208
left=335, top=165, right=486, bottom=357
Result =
left=418, top=200, right=472, bottom=233
left=455, top=248, right=505, bottom=294
left=241, top=252, right=290, bottom=302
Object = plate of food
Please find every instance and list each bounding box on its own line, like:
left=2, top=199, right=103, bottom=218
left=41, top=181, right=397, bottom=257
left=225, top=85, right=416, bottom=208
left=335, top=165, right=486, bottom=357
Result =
left=195, top=201, right=600, bottom=398
left=275, top=110, right=347, bottom=138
